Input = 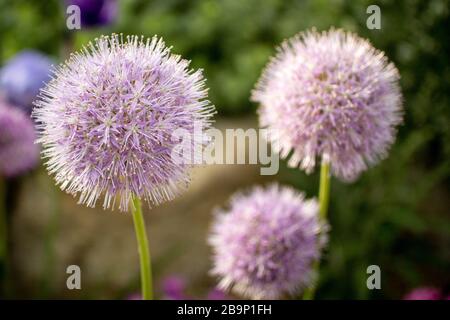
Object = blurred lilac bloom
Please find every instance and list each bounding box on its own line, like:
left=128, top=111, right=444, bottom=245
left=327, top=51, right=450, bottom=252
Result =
left=66, top=0, right=117, bottom=27
left=209, top=184, right=326, bottom=299
left=252, top=29, right=403, bottom=181
left=0, top=100, right=39, bottom=177
left=127, top=275, right=229, bottom=300
left=126, top=293, right=142, bottom=300
left=162, top=276, right=188, bottom=300
left=0, top=50, right=53, bottom=114
left=161, top=275, right=230, bottom=300
left=403, top=287, right=442, bottom=300
left=206, top=288, right=229, bottom=300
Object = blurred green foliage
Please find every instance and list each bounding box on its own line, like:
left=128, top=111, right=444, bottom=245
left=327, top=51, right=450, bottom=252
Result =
left=0, top=0, right=448, bottom=299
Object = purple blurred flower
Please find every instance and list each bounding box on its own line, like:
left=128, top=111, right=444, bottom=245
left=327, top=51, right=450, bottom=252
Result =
left=403, top=287, right=442, bottom=300
left=33, top=34, right=214, bottom=211
left=206, top=288, right=229, bottom=300
left=161, top=275, right=230, bottom=300
left=162, top=276, right=188, bottom=300
left=209, top=184, right=326, bottom=299
left=126, top=293, right=142, bottom=300
left=252, top=29, right=403, bottom=181
left=0, top=101, right=39, bottom=177
left=0, top=50, right=53, bottom=113
left=66, top=0, right=117, bottom=27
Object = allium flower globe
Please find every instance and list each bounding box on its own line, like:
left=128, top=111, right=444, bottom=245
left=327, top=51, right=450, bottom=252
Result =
left=0, top=102, right=39, bottom=177
left=209, top=184, right=326, bottom=299
left=34, top=35, right=214, bottom=211
left=252, top=29, right=403, bottom=181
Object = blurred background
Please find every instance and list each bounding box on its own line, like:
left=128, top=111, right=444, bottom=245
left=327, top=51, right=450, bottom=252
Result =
left=0, top=0, right=448, bottom=299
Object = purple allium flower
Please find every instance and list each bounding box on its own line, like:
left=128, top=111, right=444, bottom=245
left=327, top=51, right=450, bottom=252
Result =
left=209, top=184, right=326, bottom=299
left=0, top=101, right=39, bottom=177
left=33, top=34, right=214, bottom=211
left=403, top=287, right=442, bottom=300
left=66, top=0, right=117, bottom=27
left=0, top=50, right=53, bottom=114
left=252, top=29, right=403, bottom=181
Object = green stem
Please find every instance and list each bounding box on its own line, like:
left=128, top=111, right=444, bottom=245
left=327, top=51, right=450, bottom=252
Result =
left=131, top=197, right=153, bottom=300
left=302, top=159, right=330, bottom=300
left=318, top=160, right=330, bottom=221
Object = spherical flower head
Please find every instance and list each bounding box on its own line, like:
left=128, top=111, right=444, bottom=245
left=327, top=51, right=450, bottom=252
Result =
left=0, top=50, right=53, bottom=114
left=209, top=184, right=326, bottom=299
left=0, top=101, right=39, bottom=177
left=403, top=287, right=442, bottom=300
left=252, top=29, right=403, bottom=181
left=66, top=0, right=117, bottom=27
left=33, top=34, right=215, bottom=211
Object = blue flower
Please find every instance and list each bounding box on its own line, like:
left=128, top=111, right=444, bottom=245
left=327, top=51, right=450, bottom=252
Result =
left=0, top=50, right=53, bottom=113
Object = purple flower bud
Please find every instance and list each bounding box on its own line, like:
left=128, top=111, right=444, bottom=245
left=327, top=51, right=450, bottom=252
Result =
left=0, top=50, right=53, bottom=114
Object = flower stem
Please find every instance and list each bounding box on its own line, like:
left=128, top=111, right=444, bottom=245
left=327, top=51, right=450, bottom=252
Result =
left=131, top=196, right=153, bottom=300
left=302, top=159, right=330, bottom=300
left=318, top=160, right=330, bottom=221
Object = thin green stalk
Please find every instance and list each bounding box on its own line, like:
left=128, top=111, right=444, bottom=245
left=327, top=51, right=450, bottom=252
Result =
left=303, top=160, right=330, bottom=300
left=318, top=160, right=330, bottom=220
left=131, top=197, right=153, bottom=300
